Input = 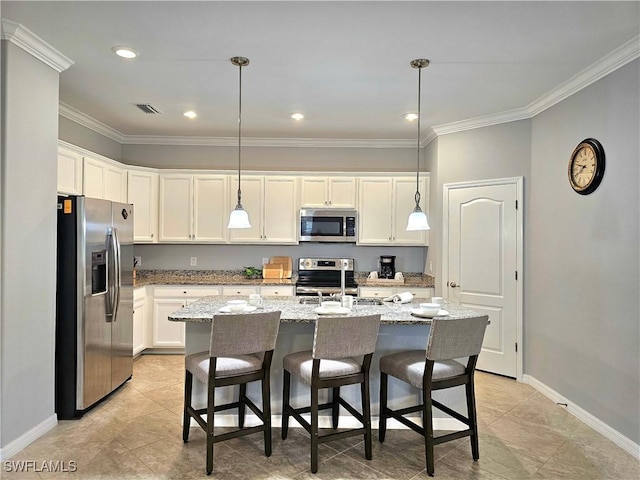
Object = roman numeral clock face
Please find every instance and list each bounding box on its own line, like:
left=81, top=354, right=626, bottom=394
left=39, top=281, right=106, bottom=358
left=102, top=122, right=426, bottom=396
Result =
left=568, top=138, right=605, bottom=195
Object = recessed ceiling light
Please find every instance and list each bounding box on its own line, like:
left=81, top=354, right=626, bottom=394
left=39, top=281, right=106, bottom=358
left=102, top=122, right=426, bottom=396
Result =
left=290, top=112, right=304, bottom=121
left=403, top=113, right=419, bottom=121
left=112, top=46, right=138, bottom=59
left=183, top=110, right=197, bottom=119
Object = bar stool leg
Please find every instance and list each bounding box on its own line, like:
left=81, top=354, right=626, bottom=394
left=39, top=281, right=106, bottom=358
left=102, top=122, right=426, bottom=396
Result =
left=379, top=372, right=388, bottom=443
left=311, top=383, right=319, bottom=474
left=331, top=387, right=340, bottom=429
left=238, top=383, right=246, bottom=429
left=206, top=378, right=216, bottom=475
left=263, top=371, right=272, bottom=457
left=466, top=380, right=479, bottom=460
left=281, top=370, right=291, bottom=440
left=183, top=370, right=193, bottom=443
left=362, top=374, right=372, bottom=460
left=422, top=385, right=435, bottom=477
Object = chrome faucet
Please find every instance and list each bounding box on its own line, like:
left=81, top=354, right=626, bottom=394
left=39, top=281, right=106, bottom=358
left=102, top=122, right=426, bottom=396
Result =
left=340, top=258, right=347, bottom=299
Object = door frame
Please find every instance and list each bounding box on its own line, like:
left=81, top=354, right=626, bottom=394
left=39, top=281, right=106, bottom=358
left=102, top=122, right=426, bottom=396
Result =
left=442, top=176, right=524, bottom=381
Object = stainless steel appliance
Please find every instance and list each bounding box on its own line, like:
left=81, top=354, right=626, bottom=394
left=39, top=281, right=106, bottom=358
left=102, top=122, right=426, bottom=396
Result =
left=295, top=258, right=358, bottom=296
left=379, top=255, right=396, bottom=279
left=299, top=209, right=357, bottom=243
left=55, top=195, right=134, bottom=419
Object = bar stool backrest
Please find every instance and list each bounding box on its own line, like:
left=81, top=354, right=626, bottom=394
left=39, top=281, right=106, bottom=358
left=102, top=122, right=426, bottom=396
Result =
left=209, top=311, right=282, bottom=357
left=312, top=315, right=381, bottom=359
left=425, top=316, right=489, bottom=361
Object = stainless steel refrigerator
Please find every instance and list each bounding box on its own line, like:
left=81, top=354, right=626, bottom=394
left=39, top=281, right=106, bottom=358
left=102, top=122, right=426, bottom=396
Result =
left=56, top=195, right=134, bottom=419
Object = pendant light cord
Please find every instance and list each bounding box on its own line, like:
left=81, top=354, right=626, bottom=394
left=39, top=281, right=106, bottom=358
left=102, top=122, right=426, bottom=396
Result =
left=236, top=61, right=243, bottom=208
left=414, top=64, right=422, bottom=208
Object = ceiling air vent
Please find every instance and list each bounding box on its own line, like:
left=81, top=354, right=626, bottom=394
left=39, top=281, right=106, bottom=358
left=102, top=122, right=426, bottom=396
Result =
left=135, top=103, right=162, bottom=114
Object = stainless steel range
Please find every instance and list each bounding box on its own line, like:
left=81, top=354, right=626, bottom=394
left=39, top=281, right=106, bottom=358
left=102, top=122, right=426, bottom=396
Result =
left=295, top=258, right=358, bottom=296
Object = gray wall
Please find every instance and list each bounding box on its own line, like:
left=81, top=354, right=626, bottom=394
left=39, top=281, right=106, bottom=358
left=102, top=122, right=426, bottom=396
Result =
left=59, top=115, right=122, bottom=161
left=135, top=243, right=426, bottom=274
left=1, top=41, right=59, bottom=447
left=527, top=59, right=639, bottom=444
left=431, top=119, right=532, bottom=295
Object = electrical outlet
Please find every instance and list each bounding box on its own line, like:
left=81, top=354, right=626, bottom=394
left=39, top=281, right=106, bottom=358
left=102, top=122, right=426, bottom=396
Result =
left=190, top=257, right=197, bottom=267
left=134, top=256, right=142, bottom=267
left=262, top=257, right=269, bottom=265
left=429, top=261, right=433, bottom=272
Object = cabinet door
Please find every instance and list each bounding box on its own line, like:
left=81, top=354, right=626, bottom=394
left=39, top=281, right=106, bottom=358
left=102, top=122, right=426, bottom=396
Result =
left=83, top=157, right=105, bottom=199
left=328, top=177, right=357, bottom=208
left=193, top=175, right=228, bottom=242
left=407, top=287, right=434, bottom=299
left=392, top=177, right=429, bottom=245
left=159, top=175, right=193, bottom=242
left=357, top=178, right=393, bottom=244
left=127, top=170, right=158, bottom=243
left=260, top=286, right=294, bottom=297
left=228, top=176, right=263, bottom=243
left=152, top=298, right=186, bottom=348
left=263, top=176, right=298, bottom=244
left=300, top=177, right=328, bottom=207
left=58, top=146, right=83, bottom=195
left=104, top=164, right=127, bottom=202
left=359, top=286, right=394, bottom=298
left=133, top=299, right=146, bottom=355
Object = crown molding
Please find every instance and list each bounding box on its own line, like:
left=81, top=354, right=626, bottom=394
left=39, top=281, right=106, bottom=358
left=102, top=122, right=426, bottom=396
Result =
left=432, top=34, right=640, bottom=136
left=1, top=19, right=73, bottom=72
left=59, top=103, right=125, bottom=143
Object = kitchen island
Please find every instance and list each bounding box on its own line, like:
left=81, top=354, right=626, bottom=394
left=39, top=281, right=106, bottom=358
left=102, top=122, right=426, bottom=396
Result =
left=169, top=296, right=480, bottom=427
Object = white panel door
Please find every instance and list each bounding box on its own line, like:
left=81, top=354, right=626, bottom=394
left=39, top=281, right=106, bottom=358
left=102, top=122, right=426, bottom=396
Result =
left=159, top=175, right=193, bottom=242
left=193, top=175, right=228, bottom=242
left=263, top=176, right=298, bottom=244
left=446, top=181, right=519, bottom=377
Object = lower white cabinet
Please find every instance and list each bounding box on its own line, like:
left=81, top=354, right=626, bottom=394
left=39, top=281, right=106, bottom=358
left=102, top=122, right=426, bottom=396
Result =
left=260, top=285, right=294, bottom=297
left=133, top=287, right=148, bottom=355
left=222, top=285, right=259, bottom=296
left=359, top=286, right=434, bottom=299
left=152, top=286, right=221, bottom=349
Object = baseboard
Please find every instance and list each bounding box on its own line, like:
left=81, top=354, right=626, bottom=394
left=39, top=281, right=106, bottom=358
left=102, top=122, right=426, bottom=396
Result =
left=189, top=414, right=466, bottom=431
left=522, top=374, right=640, bottom=460
left=0, top=414, right=58, bottom=461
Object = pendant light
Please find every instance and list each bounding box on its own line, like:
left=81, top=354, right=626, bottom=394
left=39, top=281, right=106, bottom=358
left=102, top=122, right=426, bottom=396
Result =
left=228, top=56, right=251, bottom=229
left=406, top=58, right=431, bottom=231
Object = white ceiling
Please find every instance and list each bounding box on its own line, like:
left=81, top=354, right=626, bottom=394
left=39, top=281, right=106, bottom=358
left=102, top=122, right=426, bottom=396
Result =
left=2, top=1, right=639, bottom=145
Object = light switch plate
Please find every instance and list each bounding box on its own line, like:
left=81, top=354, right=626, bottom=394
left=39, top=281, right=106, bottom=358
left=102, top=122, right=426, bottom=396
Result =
left=262, top=257, right=269, bottom=265
left=190, top=257, right=197, bottom=266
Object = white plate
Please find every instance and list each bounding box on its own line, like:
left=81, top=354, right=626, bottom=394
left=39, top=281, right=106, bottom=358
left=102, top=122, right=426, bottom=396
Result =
left=410, top=309, right=449, bottom=319
left=315, top=306, right=351, bottom=315
left=219, top=305, right=258, bottom=313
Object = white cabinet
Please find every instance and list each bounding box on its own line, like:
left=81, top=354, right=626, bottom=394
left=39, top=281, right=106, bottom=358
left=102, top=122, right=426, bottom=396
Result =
left=228, top=175, right=298, bottom=244
left=133, top=288, right=148, bottom=356
left=222, top=285, right=259, bottom=296
left=359, top=286, right=433, bottom=299
left=358, top=176, right=429, bottom=245
left=260, top=285, right=294, bottom=297
left=57, top=145, right=83, bottom=195
left=151, top=286, right=221, bottom=349
left=300, top=176, right=357, bottom=208
left=127, top=169, right=158, bottom=243
left=159, top=174, right=228, bottom=243
left=83, top=155, right=127, bottom=202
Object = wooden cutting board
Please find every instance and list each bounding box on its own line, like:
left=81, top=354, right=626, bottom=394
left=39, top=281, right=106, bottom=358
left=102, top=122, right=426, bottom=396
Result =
left=269, top=256, right=292, bottom=278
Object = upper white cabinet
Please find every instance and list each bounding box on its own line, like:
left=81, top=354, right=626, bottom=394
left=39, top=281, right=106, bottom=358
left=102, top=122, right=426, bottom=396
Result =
left=127, top=169, right=159, bottom=243
left=83, top=155, right=127, bottom=202
left=358, top=176, right=430, bottom=245
left=228, top=175, right=298, bottom=244
left=57, top=144, right=83, bottom=195
left=159, top=174, right=228, bottom=243
left=300, top=176, right=356, bottom=208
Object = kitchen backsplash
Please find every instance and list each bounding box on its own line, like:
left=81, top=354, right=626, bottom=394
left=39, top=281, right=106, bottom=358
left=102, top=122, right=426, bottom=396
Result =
left=133, top=244, right=428, bottom=274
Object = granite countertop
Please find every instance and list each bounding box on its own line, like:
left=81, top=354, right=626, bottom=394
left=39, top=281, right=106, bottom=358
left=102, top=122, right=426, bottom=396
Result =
left=168, top=296, right=480, bottom=326
left=135, top=269, right=434, bottom=289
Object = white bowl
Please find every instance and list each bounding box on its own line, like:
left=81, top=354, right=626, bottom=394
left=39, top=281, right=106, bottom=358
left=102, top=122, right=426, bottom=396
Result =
left=419, top=303, right=441, bottom=315
left=227, top=300, right=248, bottom=312
left=320, top=301, right=341, bottom=311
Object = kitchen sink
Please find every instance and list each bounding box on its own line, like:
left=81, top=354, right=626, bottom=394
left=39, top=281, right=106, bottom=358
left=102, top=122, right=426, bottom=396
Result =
left=298, top=296, right=384, bottom=306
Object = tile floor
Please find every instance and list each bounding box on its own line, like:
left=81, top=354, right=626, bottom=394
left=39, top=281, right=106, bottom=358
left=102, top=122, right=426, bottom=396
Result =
left=4, top=354, right=638, bottom=479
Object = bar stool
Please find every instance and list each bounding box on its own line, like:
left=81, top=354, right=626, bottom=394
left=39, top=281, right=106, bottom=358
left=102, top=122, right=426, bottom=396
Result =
left=379, top=315, right=489, bottom=476
left=182, top=310, right=282, bottom=475
left=281, top=314, right=381, bottom=473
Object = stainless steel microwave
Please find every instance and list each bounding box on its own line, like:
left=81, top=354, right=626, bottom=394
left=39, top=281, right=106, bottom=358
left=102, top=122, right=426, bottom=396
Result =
left=299, top=209, right=357, bottom=243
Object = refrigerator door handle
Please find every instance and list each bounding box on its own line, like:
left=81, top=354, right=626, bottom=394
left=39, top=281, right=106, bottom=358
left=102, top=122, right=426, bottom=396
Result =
left=112, top=227, right=121, bottom=322
left=106, top=228, right=120, bottom=321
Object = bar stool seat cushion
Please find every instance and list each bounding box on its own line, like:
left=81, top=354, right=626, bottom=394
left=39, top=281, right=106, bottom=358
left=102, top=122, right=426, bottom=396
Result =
left=283, top=350, right=361, bottom=385
left=380, top=350, right=465, bottom=388
left=186, top=351, right=263, bottom=384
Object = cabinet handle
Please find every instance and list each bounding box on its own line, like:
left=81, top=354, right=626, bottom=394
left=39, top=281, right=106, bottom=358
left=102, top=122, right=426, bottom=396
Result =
left=150, top=233, right=154, bottom=238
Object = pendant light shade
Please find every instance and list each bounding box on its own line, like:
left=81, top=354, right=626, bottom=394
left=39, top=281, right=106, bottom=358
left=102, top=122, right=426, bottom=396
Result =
left=228, top=56, right=251, bottom=229
left=406, top=58, right=430, bottom=232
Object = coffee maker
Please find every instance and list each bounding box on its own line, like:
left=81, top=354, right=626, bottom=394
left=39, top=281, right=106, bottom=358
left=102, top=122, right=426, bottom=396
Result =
left=379, top=255, right=396, bottom=279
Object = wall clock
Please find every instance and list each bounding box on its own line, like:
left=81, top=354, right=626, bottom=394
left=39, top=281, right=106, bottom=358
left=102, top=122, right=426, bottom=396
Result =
left=568, top=138, right=605, bottom=195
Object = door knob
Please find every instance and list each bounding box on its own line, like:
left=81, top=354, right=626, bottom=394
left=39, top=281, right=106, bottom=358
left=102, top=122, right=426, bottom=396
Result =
left=448, top=281, right=460, bottom=288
